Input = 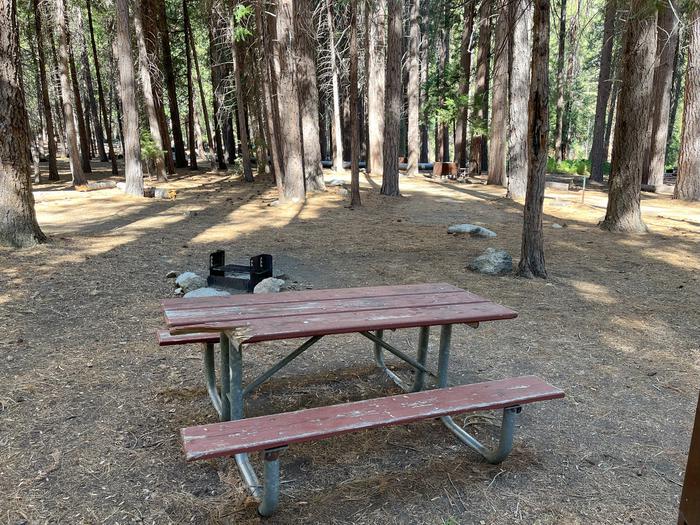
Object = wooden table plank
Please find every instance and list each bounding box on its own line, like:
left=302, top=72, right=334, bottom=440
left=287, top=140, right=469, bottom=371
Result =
left=181, top=375, right=564, bottom=460
left=162, top=282, right=462, bottom=312
left=165, top=290, right=486, bottom=328
left=171, top=301, right=517, bottom=343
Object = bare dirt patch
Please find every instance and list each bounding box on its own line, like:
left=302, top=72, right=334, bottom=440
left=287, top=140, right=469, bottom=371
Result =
left=1, top=161, right=698, bottom=524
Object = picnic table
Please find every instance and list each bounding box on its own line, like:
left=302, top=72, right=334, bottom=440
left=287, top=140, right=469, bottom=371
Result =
left=161, top=282, right=563, bottom=515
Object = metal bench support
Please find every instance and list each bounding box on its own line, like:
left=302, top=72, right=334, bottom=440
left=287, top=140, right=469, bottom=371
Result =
left=203, top=343, right=222, bottom=418
left=437, top=323, right=521, bottom=464
left=364, top=329, right=435, bottom=391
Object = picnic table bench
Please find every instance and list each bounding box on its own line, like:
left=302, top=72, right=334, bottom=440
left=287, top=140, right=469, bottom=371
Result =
left=160, top=283, right=564, bottom=516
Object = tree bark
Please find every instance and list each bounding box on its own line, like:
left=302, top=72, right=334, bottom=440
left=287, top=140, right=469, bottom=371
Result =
left=436, top=3, right=450, bottom=163
left=208, top=19, right=227, bottom=170
left=115, top=0, right=144, bottom=196
left=589, top=0, right=616, bottom=182
left=454, top=0, right=474, bottom=169
left=32, top=0, right=59, bottom=181
left=406, top=0, right=421, bottom=176
left=507, top=0, right=532, bottom=199
left=297, top=0, right=325, bottom=191
left=487, top=6, right=507, bottom=185
left=675, top=5, right=700, bottom=201
left=134, top=0, right=167, bottom=181
left=517, top=0, right=549, bottom=279
left=0, top=0, right=46, bottom=247
left=68, top=43, right=92, bottom=173
left=553, top=0, right=567, bottom=161
left=275, top=0, right=305, bottom=200
left=349, top=0, right=361, bottom=206
left=419, top=0, right=429, bottom=163
left=182, top=0, right=197, bottom=170
left=601, top=0, right=656, bottom=233
left=261, top=1, right=284, bottom=190
left=158, top=0, right=187, bottom=168
left=559, top=0, right=580, bottom=160
left=667, top=26, right=684, bottom=158
left=232, top=39, right=254, bottom=182
left=380, top=0, right=402, bottom=195
left=325, top=0, right=344, bottom=172
left=367, top=0, right=386, bottom=174
left=186, top=7, right=214, bottom=168
left=644, top=0, right=679, bottom=186
left=470, top=0, right=490, bottom=173
left=55, top=0, right=85, bottom=185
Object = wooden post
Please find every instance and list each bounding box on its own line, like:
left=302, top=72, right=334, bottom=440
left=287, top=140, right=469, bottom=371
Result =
left=679, top=393, right=700, bottom=525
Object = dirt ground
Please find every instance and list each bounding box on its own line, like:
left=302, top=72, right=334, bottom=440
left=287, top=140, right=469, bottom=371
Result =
left=1, top=161, right=699, bottom=525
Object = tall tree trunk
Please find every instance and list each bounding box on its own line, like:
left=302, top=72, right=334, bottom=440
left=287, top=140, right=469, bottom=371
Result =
left=603, top=65, right=619, bottom=164
left=406, top=0, right=421, bottom=176
left=667, top=26, right=685, bottom=159
left=115, top=0, right=144, bottom=196
left=325, top=0, right=344, bottom=172
left=0, top=0, right=46, bottom=247
left=76, top=8, right=107, bottom=164
left=55, top=0, right=85, bottom=185
left=134, top=0, right=167, bottom=181
left=644, top=0, right=679, bottom=186
left=507, top=0, right=532, bottom=199
left=87, top=0, right=118, bottom=175
left=419, top=0, right=429, bottom=163
left=436, top=2, right=450, bottom=163
left=601, top=0, right=656, bottom=232
left=517, top=0, right=549, bottom=279
left=68, top=46, right=92, bottom=173
left=297, top=0, right=325, bottom=191
left=471, top=0, right=490, bottom=173
left=232, top=39, right=254, bottom=181
left=208, top=20, right=227, bottom=170
left=487, top=6, right=507, bottom=185
left=186, top=7, right=214, bottom=167
left=367, top=0, right=386, bottom=174
left=675, top=5, right=700, bottom=201
left=454, top=0, right=474, bottom=169
left=32, top=0, right=59, bottom=181
left=559, top=0, right=579, bottom=160
left=49, top=32, right=67, bottom=156
left=158, top=0, right=187, bottom=168
left=275, top=0, right=305, bottom=200
left=261, top=1, right=284, bottom=190
left=589, top=0, right=616, bottom=182
left=349, top=0, right=361, bottom=206
left=380, top=0, right=402, bottom=195
left=182, top=0, right=197, bottom=170
left=553, top=0, right=567, bottom=160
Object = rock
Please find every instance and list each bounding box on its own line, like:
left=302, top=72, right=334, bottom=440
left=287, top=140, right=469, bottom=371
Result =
left=175, top=271, right=207, bottom=293
left=467, top=248, right=513, bottom=275
left=326, top=178, right=345, bottom=186
left=183, top=287, right=231, bottom=298
left=447, top=224, right=497, bottom=238
left=338, top=187, right=350, bottom=197
left=116, top=182, right=126, bottom=191
left=253, top=277, right=285, bottom=294
left=166, top=270, right=178, bottom=278
left=174, top=287, right=183, bottom=295
left=552, top=223, right=564, bottom=229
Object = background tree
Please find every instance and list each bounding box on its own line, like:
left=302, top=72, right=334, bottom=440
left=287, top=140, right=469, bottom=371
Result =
left=349, top=0, right=361, bottom=206
left=406, top=0, right=421, bottom=177
left=675, top=2, right=700, bottom=201
left=471, top=0, right=491, bottom=173
left=367, top=0, right=385, bottom=175
left=115, top=0, right=144, bottom=196
left=380, top=0, right=402, bottom=195
left=1, top=0, right=46, bottom=247
left=487, top=5, right=507, bottom=186
left=517, top=0, right=549, bottom=278
left=600, top=0, right=657, bottom=232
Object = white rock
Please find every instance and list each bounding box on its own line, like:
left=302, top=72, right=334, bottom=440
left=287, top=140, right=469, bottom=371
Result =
left=326, top=178, right=346, bottom=186
left=552, top=223, right=564, bottom=229
left=447, top=224, right=497, bottom=238
left=253, top=277, right=285, bottom=294
left=116, top=182, right=126, bottom=191
left=183, top=287, right=231, bottom=298
left=175, top=271, right=207, bottom=293
left=174, top=287, right=183, bottom=295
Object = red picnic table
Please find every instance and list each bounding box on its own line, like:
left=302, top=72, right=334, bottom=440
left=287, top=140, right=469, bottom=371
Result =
left=161, top=282, right=563, bottom=515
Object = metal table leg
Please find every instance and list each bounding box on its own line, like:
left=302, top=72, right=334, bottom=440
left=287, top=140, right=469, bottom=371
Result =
left=437, top=324, right=521, bottom=464
left=411, top=326, right=430, bottom=392
left=373, top=329, right=411, bottom=391
left=203, top=343, right=222, bottom=418
left=219, top=334, right=230, bottom=422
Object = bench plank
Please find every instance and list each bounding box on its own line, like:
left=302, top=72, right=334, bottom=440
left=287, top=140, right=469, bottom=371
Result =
left=157, top=329, right=220, bottom=346
left=181, top=375, right=563, bottom=461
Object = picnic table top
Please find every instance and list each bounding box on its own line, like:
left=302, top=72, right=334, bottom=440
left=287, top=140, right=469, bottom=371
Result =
left=162, top=282, right=517, bottom=344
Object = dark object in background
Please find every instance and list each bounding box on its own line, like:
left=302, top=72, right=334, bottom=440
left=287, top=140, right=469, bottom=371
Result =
left=679, top=392, right=700, bottom=525
left=208, top=250, right=273, bottom=293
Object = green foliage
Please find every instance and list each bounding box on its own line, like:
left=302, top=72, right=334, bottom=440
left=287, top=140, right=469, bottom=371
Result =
left=232, top=4, right=254, bottom=41
left=140, top=130, right=163, bottom=161
left=546, top=158, right=609, bottom=177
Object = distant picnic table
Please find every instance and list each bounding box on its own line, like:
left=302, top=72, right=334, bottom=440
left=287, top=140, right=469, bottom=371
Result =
left=160, top=283, right=563, bottom=515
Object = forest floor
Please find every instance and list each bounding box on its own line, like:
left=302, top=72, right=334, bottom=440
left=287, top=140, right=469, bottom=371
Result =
left=1, top=160, right=699, bottom=525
